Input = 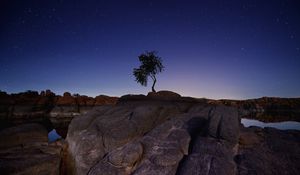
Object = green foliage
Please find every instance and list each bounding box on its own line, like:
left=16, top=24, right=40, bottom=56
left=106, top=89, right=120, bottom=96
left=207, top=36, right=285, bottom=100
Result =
left=133, top=51, right=164, bottom=92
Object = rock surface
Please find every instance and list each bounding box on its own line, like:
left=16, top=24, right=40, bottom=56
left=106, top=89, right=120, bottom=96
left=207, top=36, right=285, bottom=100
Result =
left=66, top=92, right=300, bottom=175
left=1, top=90, right=299, bottom=175
left=0, top=123, right=48, bottom=149
left=0, top=123, right=65, bottom=175
left=236, top=126, right=300, bottom=175
left=177, top=106, right=239, bottom=175
left=67, top=103, right=184, bottom=175
left=66, top=93, right=241, bottom=175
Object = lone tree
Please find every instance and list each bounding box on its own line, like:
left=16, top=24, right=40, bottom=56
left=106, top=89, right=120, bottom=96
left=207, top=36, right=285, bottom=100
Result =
left=133, top=51, right=164, bottom=92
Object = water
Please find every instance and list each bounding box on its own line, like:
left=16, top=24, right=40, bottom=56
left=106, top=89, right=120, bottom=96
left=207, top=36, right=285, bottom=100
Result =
left=241, top=118, right=300, bottom=130
left=48, top=129, right=62, bottom=142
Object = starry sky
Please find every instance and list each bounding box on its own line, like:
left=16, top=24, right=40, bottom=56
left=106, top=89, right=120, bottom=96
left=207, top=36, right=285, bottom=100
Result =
left=1, top=0, right=300, bottom=99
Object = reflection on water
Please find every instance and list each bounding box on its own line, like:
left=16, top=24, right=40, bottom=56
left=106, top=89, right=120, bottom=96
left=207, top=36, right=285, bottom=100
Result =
left=48, top=129, right=62, bottom=142
left=241, top=118, right=300, bottom=130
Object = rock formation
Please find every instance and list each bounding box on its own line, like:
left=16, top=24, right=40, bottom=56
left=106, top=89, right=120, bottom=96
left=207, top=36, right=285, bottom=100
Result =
left=236, top=126, right=300, bottom=174
left=209, top=97, right=300, bottom=122
left=0, top=123, right=65, bottom=175
left=0, top=90, right=118, bottom=137
left=1, top=90, right=299, bottom=174
left=65, top=91, right=299, bottom=175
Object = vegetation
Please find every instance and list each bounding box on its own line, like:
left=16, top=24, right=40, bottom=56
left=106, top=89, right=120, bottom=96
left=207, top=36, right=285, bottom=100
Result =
left=133, top=51, right=164, bottom=92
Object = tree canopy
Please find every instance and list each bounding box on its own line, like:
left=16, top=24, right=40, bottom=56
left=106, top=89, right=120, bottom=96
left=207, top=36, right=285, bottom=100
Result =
left=133, top=51, right=164, bottom=92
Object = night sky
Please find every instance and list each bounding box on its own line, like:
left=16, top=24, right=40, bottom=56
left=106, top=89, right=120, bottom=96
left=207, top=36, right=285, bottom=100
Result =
left=1, top=0, right=300, bottom=99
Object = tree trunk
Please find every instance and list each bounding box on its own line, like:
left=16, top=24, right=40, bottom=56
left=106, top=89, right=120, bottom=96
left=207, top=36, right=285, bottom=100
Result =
left=152, top=76, right=156, bottom=92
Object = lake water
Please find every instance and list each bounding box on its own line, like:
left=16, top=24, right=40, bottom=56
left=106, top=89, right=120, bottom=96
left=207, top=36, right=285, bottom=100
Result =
left=48, top=129, right=62, bottom=142
left=241, top=118, right=300, bottom=130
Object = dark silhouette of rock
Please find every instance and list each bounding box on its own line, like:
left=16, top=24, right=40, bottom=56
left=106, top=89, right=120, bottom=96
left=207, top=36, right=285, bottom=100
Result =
left=56, top=92, right=76, bottom=105
left=95, top=95, right=118, bottom=105
left=118, top=94, right=147, bottom=103
left=119, top=91, right=183, bottom=103
left=45, top=89, right=55, bottom=96
left=147, top=90, right=181, bottom=99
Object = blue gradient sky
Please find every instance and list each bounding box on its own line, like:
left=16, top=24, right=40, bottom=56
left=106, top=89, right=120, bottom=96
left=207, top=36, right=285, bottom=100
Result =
left=1, top=0, right=300, bottom=99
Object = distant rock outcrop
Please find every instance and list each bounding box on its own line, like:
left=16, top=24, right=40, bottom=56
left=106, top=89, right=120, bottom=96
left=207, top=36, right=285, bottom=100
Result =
left=0, top=90, right=118, bottom=137
left=212, top=97, right=300, bottom=122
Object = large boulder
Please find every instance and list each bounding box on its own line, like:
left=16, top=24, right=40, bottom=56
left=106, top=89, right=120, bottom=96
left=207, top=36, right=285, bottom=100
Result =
left=66, top=102, right=183, bottom=174
left=66, top=96, right=241, bottom=175
left=65, top=93, right=300, bottom=175
left=87, top=111, right=201, bottom=175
